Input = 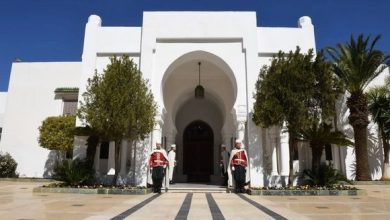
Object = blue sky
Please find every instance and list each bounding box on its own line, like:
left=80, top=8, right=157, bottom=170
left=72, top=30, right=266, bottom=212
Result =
left=0, top=0, right=389, bottom=91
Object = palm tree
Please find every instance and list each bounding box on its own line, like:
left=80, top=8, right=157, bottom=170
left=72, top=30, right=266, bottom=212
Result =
left=327, top=34, right=390, bottom=180
left=368, top=79, right=390, bottom=178
left=297, top=122, right=353, bottom=174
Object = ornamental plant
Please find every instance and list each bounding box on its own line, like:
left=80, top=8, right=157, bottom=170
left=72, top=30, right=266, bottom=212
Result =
left=302, top=164, right=350, bottom=187
left=38, top=115, right=76, bottom=153
left=0, top=152, right=18, bottom=178
left=53, top=159, right=92, bottom=186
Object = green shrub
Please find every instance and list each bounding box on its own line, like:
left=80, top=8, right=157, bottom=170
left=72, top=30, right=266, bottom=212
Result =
left=302, top=163, right=350, bottom=187
left=53, top=159, right=93, bottom=186
left=0, top=152, right=18, bottom=178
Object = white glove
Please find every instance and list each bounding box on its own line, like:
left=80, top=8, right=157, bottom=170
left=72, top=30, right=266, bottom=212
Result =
left=163, top=165, right=167, bottom=169
left=231, top=166, right=235, bottom=171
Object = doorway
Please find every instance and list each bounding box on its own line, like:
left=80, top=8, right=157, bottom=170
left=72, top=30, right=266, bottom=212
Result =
left=183, top=120, right=214, bottom=182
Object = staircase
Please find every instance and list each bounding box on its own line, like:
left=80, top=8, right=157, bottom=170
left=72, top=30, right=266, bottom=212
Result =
left=165, top=183, right=228, bottom=193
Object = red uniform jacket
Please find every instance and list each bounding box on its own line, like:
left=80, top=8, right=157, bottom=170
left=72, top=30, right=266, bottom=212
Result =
left=149, top=151, right=168, bottom=168
left=231, top=150, right=248, bottom=167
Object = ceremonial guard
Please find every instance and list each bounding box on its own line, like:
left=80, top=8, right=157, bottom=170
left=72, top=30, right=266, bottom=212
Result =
left=148, top=142, right=168, bottom=193
left=220, top=144, right=230, bottom=185
left=228, top=139, right=250, bottom=193
left=167, top=144, right=177, bottom=184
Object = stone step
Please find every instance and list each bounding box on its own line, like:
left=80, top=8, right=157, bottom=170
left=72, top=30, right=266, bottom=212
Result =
left=165, top=187, right=228, bottom=193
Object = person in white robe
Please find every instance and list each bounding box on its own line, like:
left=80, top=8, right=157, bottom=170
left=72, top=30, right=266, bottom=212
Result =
left=167, top=144, right=177, bottom=184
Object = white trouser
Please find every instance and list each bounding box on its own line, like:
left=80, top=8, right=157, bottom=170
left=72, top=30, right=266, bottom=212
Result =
left=168, top=164, right=174, bottom=180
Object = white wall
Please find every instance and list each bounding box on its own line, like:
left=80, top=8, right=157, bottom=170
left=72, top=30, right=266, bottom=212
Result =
left=0, top=92, right=7, bottom=127
left=96, top=27, right=141, bottom=55
left=0, top=62, right=81, bottom=177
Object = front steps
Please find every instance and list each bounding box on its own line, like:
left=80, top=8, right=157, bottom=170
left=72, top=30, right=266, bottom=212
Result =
left=166, top=187, right=227, bottom=193
left=164, top=183, right=228, bottom=193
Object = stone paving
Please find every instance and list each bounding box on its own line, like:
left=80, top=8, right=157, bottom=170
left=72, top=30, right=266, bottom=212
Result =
left=1, top=181, right=390, bottom=219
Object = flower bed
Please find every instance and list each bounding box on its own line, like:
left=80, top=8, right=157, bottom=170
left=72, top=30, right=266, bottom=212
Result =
left=33, top=183, right=153, bottom=195
left=248, top=185, right=365, bottom=196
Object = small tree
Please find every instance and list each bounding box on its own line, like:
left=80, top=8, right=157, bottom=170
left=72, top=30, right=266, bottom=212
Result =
left=78, top=55, right=157, bottom=184
left=253, top=47, right=341, bottom=184
left=38, top=115, right=76, bottom=158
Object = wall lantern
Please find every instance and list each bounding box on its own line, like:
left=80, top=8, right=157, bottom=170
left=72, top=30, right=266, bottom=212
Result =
left=195, top=62, right=205, bottom=99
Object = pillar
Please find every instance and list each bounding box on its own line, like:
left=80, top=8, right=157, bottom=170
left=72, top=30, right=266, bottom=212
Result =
left=93, top=143, right=101, bottom=174
left=269, top=127, right=279, bottom=176
left=267, top=127, right=279, bottom=186
left=152, top=121, right=163, bottom=148
left=107, top=141, right=116, bottom=175
left=279, top=126, right=290, bottom=176
left=271, top=143, right=279, bottom=176
left=119, top=140, right=128, bottom=176
left=236, top=119, right=246, bottom=146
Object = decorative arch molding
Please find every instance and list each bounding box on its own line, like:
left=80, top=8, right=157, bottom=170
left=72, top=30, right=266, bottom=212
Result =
left=161, top=50, right=238, bottom=133
left=161, top=50, right=238, bottom=107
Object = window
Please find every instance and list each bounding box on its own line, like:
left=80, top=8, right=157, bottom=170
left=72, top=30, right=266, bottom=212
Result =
left=100, top=142, right=109, bottom=159
left=63, top=101, right=78, bottom=115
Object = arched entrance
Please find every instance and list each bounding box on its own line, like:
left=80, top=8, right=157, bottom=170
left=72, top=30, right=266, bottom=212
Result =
left=160, top=50, right=238, bottom=184
left=183, top=120, right=213, bottom=182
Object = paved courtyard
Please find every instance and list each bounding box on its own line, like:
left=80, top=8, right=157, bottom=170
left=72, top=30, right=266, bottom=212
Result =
left=1, top=181, right=390, bottom=220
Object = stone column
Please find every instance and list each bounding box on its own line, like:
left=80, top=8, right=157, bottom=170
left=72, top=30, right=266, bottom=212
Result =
left=271, top=143, right=279, bottom=176
left=93, top=143, right=101, bottom=174
left=280, top=126, right=290, bottom=176
left=236, top=119, right=246, bottom=146
left=269, top=127, right=279, bottom=176
left=107, top=141, right=116, bottom=175
left=279, top=125, right=290, bottom=186
left=152, top=121, right=163, bottom=148
left=119, top=139, right=128, bottom=176
left=268, top=127, right=279, bottom=186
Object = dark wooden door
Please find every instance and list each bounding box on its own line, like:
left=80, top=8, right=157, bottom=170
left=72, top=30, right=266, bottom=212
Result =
left=183, top=121, right=214, bottom=182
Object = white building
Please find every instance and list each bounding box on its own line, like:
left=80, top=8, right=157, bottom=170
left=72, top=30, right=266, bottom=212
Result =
left=0, top=12, right=387, bottom=187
